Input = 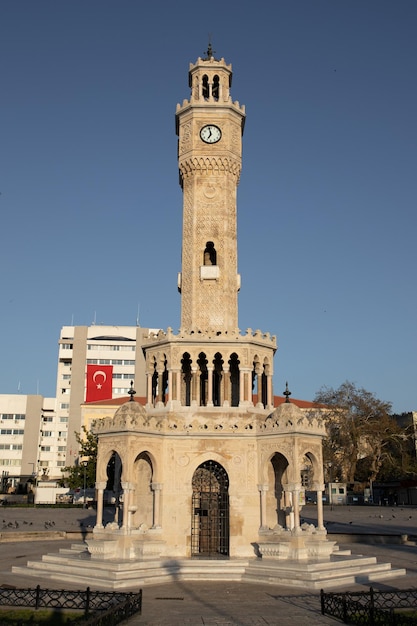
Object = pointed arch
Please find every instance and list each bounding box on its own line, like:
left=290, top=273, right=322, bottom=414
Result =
left=212, top=74, right=219, bottom=100
left=229, top=353, right=240, bottom=407
left=132, top=451, right=153, bottom=528
left=181, top=352, right=192, bottom=406
left=212, top=352, right=223, bottom=407
left=202, top=74, right=209, bottom=99
left=266, top=452, right=290, bottom=529
left=191, top=460, right=229, bottom=557
left=197, top=352, right=208, bottom=406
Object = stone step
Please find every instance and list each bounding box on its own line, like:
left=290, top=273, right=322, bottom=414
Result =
left=11, top=549, right=406, bottom=591
left=243, top=558, right=406, bottom=590
left=12, top=556, right=250, bottom=590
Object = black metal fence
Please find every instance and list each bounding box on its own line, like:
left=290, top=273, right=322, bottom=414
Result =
left=0, top=585, right=142, bottom=625
left=321, top=587, right=417, bottom=625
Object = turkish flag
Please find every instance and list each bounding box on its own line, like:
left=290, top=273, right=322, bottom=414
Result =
left=86, top=365, right=113, bottom=402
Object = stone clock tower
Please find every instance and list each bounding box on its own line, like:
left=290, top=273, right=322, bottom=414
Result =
left=176, top=46, right=245, bottom=332
left=16, top=50, right=402, bottom=590
left=87, top=48, right=328, bottom=583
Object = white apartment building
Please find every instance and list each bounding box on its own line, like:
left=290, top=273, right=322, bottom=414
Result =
left=0, top=325, right=154, bottom=483
left=0, top=394, right=55, bottom=489
left=55, top=325, right=152, bottom=473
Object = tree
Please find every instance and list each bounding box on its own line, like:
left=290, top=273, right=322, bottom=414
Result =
left=61, top=427, right=98, bottom=490
left=315, top=381, right=407, bottom=484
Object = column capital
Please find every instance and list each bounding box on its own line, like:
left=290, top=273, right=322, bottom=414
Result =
left=151, top=482, right=163, bottom=491
left=283, top=482, right=302, bottom=492
left=257, top=484, right=269, bottom=492
left=95, top=481, right=107, bottom=490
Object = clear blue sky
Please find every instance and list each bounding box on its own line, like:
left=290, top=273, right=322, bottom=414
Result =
left=1, top=1, right=416, bottom=413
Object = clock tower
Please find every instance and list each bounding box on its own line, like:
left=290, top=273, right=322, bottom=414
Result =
left=176, top=45, right=245, bottom=333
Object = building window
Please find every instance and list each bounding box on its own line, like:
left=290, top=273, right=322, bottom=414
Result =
left=57, top=461, right=66, bottom=467
left=58, top=446, right=66, bottom=452
left=60, top=417, right=68, bottom=423
left=42, top=431, right=53, bottom=437
left=60, top=403, right=69, bottom=409
left=61, top=344, right=73, bottom=349
left=113, top=373, right=135, bottom=379
left=41, top=446, right=51, bottom=452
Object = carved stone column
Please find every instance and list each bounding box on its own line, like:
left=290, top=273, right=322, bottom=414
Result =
left=94, top=481, right=107, bottom=530
left=256, top=367, right=263, bottom=407
left=151, top=482, right=163, bottom=528
left=282, top=487, right=294, bottom=530
left=257, top=484, right=269, bottom=530
left=239, top=369, right=245, bottom=405
left=223, top=367, right=230, bottom=406
left=174, top=370, right=181, bottom=403
left=266, top=374, right=273, bottom=409
left=313, top=483, right=326, bottom=531
left=146, top=372, right=153, bottom=407
left=290, top=483, right=302, bottom=532
left=207, top=367, right=213, bottom=407
left=246, top=368, right=253, bottom=405
left=191, top=366, right=199, bottom=406
left=121, top=482, right=134, bottom=532
left=156, top=369, right=165, bottom=407
left=167, top=369, right=173, bottom=404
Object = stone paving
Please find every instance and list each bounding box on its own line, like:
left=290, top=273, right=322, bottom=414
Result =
left=1, top=504, right=417, bottom=625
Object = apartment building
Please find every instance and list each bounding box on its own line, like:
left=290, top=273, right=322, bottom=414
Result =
left=0, top=394, right=55, bottom=488
left=0, top=325, right=154, bottom=483
left=55, top=325, right=152, bottom=472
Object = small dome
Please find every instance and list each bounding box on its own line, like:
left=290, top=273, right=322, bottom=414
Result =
left=113, top=399, right=147, bottom=421
left=267, top=401, right=303, bottom=423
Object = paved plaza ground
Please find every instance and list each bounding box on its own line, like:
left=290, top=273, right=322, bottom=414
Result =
left=1, top=504, right=417, bottom=625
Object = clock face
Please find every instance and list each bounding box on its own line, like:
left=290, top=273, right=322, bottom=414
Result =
left=200, top=125, right=222, bottom=144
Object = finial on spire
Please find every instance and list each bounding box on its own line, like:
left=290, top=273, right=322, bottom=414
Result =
left=283, top=381, right=292, bottom=403
left=203, top=36, right=216, bottom=60
left=128, top=380, right=136, bottom=402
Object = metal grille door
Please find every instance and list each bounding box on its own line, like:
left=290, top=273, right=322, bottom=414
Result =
left=191, top=460, right=229, bottom=557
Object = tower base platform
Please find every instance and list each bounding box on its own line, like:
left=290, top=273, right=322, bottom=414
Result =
left=12, top=542, right=406, bottom=591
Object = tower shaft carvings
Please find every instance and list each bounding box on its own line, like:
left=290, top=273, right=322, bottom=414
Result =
left=176, top=55, right=245, bottom=333
left=142, top=51, right=276, bottom=411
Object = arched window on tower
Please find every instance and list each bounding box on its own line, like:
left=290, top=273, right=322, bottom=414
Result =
left=198, top=352, right=208, bottom=406
left=181, top=352, right=192, bottom=406
left=212, top=75, right=219, bottom=100
left=203, top=241, right=217, bottom=266
left=202, top=75, right=209, bottom=100
left=229, top=353, right=240, bottom=407
left=213, top=353, right=223, bottom=407
left=261, top=360, right=269, bottom=408
left=151, top=359, right=158, bottom=407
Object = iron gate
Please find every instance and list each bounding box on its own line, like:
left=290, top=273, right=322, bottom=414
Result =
left=191, top=460, right=229, bottom=557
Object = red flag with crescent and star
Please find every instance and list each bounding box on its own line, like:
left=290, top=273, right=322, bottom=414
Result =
left=85, top=365, right=113, bottom=402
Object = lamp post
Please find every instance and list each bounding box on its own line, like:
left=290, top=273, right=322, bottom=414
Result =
left=82, top=460, right=88, bottom=509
